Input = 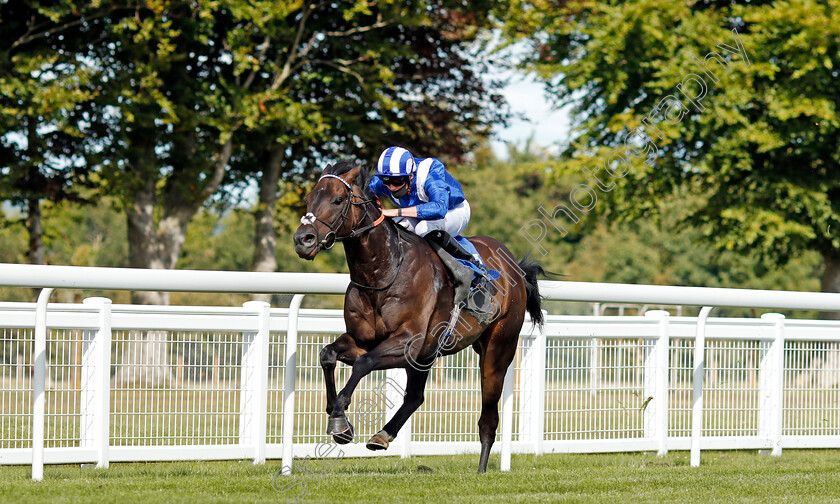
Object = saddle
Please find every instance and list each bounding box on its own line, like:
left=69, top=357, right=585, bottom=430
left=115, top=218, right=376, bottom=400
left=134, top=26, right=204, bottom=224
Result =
left=424, top=230, right=497, bottom=322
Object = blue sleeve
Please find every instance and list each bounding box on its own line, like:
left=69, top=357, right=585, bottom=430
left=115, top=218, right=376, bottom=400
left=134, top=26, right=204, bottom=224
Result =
left=368, top=176, right=389, bottom=198
left=416, top=160, right=450, bottom=220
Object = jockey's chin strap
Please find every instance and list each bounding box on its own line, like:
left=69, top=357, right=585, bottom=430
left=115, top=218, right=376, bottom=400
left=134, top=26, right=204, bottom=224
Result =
left=300, top=173, right=385, bottom=250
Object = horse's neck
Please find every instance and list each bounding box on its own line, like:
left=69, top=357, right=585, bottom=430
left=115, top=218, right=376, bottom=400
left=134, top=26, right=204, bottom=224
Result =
left=343, top=218, right=401, bottom=287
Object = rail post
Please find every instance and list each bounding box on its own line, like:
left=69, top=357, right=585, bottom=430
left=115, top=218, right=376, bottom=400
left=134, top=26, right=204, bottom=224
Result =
left=517, top=317, right=546, bottom=455
left=241, top=301, right=271, bottom=464
left=691, top=306, right=714, bottom=467
left=532, top=318, right=547, bottom=455
left=81, top=297, right=112, bottom=468
left=31, top=287, right=54, bottom=481
left=282, top=295, right=305, bottom=474
left=759, top=313, right=784, bottom=457
left=384, top=368, right=411, bottom=458
left=500, top=357, right=515, bottom=472
left=643, top=310, right=670, bottom=456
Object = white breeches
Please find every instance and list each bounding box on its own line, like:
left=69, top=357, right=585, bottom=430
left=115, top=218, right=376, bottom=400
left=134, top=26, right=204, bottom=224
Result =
left=394, top=200, right=471, bottom=237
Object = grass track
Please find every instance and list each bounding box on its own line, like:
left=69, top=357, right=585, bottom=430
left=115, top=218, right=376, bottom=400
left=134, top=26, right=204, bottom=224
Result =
left=3, top=450, right=840, bottom=503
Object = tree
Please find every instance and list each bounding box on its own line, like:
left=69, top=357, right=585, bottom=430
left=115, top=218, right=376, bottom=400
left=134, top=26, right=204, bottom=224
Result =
left=218, top=0, right=507, bottom=296
left=2, top=1, right=508, bottom=383
left=0, top=1, right=99, bottom=285
left=7, top=1, right=506, bottom=308
left=501, top=0, right=840, bottom=313
left=460, top=140, right=821, bottom=316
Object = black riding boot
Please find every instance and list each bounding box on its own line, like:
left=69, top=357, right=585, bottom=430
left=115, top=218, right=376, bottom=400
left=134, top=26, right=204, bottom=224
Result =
left=426, top=230, right=486, bottom=274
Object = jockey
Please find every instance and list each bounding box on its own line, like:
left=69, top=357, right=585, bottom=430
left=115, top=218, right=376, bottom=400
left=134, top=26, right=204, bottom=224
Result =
left=368, top=146, right=484, bottom=271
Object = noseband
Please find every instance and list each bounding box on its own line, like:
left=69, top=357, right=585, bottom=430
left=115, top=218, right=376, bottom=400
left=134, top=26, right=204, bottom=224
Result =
left=300, top=173, right=385, bottom=250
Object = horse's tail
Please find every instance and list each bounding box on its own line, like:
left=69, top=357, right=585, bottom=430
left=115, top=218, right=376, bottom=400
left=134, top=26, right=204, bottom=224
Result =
left=518, top=253, right=548, bottom=328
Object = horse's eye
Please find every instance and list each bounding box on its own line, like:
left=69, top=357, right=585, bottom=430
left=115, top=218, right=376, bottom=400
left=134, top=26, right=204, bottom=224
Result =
left=333, top=196, right=344, bottom=205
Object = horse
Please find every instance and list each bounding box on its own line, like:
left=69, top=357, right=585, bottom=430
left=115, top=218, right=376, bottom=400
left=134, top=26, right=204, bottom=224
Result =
left=293, top=161, right=545, bottom=473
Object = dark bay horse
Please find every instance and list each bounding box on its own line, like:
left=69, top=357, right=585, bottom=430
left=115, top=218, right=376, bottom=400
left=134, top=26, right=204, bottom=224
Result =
left=293, top=161, right=545, bottom=473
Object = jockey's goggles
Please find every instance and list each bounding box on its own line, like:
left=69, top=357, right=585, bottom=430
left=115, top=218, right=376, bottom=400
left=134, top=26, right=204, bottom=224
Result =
left=380, top=175, right=409, bottom=186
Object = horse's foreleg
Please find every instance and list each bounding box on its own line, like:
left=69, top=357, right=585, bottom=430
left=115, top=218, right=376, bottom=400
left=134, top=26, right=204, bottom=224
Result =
left=320, top=333, right=365, bottom=415
left=328, top=333, right=420, bottom=443
left=366, top=367, right=429, bottom=451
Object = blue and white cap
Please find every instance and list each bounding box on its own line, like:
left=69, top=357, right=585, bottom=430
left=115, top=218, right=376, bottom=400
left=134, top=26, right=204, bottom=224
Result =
left=376, top=146, right=416, bottom=177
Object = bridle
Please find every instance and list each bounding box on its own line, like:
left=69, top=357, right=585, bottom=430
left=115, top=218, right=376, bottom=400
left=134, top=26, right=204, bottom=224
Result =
left=300, top=173, right=385, bottom=250
left=300, top=172, right=404, bottom=291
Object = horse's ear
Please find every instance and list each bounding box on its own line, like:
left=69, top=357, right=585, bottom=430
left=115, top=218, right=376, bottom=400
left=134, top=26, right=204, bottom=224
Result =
left=344, top=165, right=363, bottom=185
left=323, top=163, right=333, bottom=172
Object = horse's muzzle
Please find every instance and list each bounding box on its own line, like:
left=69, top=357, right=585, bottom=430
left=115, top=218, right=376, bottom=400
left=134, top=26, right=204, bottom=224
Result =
left=293, top=226, right=319, bottom=260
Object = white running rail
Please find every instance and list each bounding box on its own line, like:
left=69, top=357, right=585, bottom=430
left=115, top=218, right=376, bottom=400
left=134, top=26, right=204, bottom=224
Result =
left=0, top=263, right=839, bottom=480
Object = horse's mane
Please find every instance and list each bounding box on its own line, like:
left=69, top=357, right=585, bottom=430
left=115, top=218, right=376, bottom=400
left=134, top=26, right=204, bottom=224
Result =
left=324, top=160, right=375, bottom=199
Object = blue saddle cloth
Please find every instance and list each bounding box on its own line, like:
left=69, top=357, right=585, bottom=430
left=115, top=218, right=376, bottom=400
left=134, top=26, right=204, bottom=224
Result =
left=453, top=236, right=501, bottom=282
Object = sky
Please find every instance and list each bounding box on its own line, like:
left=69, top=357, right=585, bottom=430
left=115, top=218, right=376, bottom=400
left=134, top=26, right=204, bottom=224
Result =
left=488, top=64, right=573, bottom=160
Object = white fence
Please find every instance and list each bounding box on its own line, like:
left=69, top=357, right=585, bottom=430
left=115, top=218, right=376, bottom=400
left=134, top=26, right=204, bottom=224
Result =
left=3, top=301, right=840, bottom=474
left=2, top=263, right=840, bottom=480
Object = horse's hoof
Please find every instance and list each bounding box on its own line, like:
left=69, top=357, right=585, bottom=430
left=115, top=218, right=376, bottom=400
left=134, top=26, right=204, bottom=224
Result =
left=327, top=417, right=354, bottom=445
left=366, top=430, right=392, bottom=451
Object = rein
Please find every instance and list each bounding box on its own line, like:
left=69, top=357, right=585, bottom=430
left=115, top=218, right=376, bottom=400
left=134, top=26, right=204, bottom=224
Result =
left=300, top=173, right=385, bottom=250
left=301, top=172, right=403, bottom=291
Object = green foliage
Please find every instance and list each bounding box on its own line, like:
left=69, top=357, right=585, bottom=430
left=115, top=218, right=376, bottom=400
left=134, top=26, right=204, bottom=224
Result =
left=2, top=0, right=835, bottom=312
left=0, top=214, right=26, bottom=264
left=500, top=0, right=840, bottom=285
left=0, top=197, right=129, bottom=302
left=1, top=0, right=507, bottom=287
left=458, top=140, right=577, bottom=265
left=178, top=210, right=254, bottom=273
left=0, top=139, right=825, bottom=312
left=0, top=1, right=99, bottom=239
left=461, top=142, right=821, bottom=315
left=39, top=198, right=127, bottom=268
left=0, top=199, right=128, bottom=267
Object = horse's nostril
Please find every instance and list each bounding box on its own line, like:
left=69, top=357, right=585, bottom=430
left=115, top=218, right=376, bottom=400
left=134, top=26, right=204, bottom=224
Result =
left=302, top=233, right=316, bottom=245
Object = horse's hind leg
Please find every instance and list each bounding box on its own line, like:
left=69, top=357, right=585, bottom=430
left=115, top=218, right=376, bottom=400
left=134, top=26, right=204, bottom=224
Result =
left=476, top=321, right=520, bottom=473
left=366, top=367, right=430, bottom=451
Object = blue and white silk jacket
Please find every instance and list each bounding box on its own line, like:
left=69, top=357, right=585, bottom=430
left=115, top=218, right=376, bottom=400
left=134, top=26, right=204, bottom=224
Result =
left=368, top=157, right=466, bottom=220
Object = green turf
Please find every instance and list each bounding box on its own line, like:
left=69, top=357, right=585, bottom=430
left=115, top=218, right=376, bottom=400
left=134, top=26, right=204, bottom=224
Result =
left=3, top=450, right=840, bottom=503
